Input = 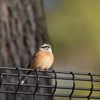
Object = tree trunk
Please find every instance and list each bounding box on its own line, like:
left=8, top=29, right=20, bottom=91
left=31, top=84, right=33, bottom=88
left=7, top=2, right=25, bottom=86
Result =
left=0, top=0, right=51, bottom=100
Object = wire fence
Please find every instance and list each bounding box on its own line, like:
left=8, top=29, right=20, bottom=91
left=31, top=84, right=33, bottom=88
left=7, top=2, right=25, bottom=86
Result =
left=0, top=67, right=100, bottom=100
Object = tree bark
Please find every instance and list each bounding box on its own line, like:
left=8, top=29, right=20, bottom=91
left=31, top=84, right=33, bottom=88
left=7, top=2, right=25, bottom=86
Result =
left=0, top=0, right=51, bottom=100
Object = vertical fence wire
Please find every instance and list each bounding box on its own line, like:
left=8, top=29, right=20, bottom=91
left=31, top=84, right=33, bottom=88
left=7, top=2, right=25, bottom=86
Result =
left=14, top=67, right=21, bottom=100
left=0, top=68, right=3, bottom=87
left=87, top=73, right=94, bottom=100
left=33, top=69, right=39, bottom=100
left=69, top=71, right=75, bottom=100
left=50, top=70, right=57, bottom=100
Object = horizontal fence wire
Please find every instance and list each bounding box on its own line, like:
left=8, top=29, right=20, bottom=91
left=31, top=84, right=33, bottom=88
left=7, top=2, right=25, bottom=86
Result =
left=0, top=67, right=100, bottom=100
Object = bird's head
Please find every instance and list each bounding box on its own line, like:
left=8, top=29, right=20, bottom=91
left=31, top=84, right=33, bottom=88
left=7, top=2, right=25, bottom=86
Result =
left=39, top=43, right=52, bottom=52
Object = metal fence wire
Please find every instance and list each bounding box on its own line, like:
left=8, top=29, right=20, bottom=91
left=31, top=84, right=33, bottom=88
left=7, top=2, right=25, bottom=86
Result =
left=0, top=67, right=100, bottom=100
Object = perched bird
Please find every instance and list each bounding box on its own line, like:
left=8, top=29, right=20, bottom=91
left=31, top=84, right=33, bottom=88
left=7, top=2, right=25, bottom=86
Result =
left=21, top=43, right=54, bottom=84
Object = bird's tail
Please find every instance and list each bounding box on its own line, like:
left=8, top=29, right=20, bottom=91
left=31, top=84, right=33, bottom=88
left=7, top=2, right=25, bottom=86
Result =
left=20, top=71, right=32, bottom=84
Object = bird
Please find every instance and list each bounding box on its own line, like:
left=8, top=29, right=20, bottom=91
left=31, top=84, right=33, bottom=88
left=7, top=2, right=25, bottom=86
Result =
left=21, top=43, right=54, bottom=84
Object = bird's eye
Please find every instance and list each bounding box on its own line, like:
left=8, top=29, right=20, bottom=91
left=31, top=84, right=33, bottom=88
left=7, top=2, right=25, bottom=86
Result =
left=46, top=46, right=50, bottom=48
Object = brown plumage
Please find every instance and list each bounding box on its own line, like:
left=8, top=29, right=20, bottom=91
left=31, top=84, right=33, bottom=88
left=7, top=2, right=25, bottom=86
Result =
left=30, top=50, right=54, bottom=70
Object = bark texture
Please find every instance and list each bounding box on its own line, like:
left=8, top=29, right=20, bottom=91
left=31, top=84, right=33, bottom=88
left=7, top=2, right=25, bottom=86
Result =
left=0, top=0, right=51, bottom=100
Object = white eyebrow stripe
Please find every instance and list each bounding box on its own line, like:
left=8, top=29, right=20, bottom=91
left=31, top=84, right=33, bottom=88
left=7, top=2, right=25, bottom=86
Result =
left=41, top=44, right=50, bottom=48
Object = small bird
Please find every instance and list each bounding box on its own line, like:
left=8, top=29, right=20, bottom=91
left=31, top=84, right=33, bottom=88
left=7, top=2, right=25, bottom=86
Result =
left=21, top=43, right=54, bottom=84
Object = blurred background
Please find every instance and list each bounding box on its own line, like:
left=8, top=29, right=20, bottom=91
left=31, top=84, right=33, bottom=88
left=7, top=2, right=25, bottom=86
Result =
left=43, top=0, right=100, bottom=73
left=1, top=1, right=100, bottom=100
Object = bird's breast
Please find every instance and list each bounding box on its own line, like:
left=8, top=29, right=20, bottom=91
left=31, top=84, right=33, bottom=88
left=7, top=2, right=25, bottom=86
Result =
left=32, top=50, right=54, bottom=70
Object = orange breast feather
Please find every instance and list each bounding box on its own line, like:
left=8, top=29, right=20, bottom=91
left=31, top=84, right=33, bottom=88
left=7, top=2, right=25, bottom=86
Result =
left=30, top=50, right=54, bottom=70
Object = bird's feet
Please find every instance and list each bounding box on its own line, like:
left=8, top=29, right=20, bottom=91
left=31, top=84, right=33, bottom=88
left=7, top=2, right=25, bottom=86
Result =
left=34, top=68, right=40, bottom=72
left=44, top=68, right=48, bottom=73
